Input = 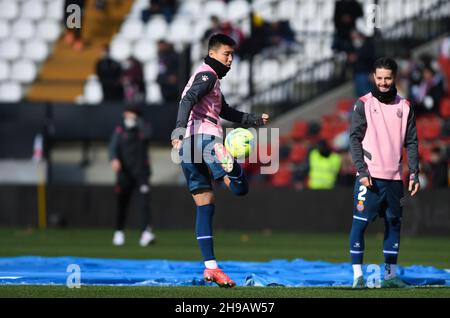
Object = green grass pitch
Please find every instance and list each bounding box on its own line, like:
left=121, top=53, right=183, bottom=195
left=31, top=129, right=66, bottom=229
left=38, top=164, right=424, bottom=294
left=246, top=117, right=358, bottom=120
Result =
left=0, top=228, right=449, bottom=298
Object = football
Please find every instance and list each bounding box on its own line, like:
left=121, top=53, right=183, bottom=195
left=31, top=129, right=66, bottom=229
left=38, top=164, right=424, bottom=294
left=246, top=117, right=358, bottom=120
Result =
left=225, top=128, right=254, bottom=158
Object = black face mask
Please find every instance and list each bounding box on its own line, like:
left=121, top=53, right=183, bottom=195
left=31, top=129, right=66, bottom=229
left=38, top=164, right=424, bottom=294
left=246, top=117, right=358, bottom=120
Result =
left=204, top=55, right=230, bottom=79
left=371, top=85, right=397, bottom=104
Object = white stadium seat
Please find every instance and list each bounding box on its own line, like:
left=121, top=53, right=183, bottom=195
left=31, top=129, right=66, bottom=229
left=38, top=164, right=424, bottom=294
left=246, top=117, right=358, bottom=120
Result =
left=109, top=37, right=132, bottom=62
left=145, top=16, right=168, bottom=41
left=227, top=0, right=251, bottom=22
left=23, top=39, right=49, bottom=62
left=22, top=0, right=45, bottom=21
left=46, top=0, right=65, bottom=21
left=146, top=82, right=163, bottom=104
left=0, top=39, right=21, bottom=61
left=167, top=18, right=193, bottom=43
left=178, top=1, right=202, bottom=18
left=84, top=75, right=103, bottom=104
left=11, top=19, right=35, bottom=40
left=0, top=1, right=19, bottom=20
left=120, top=20, right=144, bottom=41
left=0, top=60, right=10, bottom=81
left=0, top=82, right=22, bottom=102
left=132, top=39, right=157, bottom=63
left=37, top=19, right=62, bottom=42
left=0, top=20, right=10, bottom=39
left=11, top=59, right=38, bottom=83
left=144, top=61, right=159, bottom=82
left=204, top=0, right=227, bottom=19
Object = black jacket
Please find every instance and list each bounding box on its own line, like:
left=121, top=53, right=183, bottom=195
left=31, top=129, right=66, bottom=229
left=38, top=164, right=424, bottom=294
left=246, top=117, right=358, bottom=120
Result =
left=109, top=120, right=152, bottom=179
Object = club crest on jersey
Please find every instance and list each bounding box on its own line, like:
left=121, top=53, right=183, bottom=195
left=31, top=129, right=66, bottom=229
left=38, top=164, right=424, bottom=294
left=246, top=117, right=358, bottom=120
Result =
left=356, top=200, right=365, bottom=212
left=201, top=75, right=209, bottom=82
left=397, top=109, right=403, bottom=118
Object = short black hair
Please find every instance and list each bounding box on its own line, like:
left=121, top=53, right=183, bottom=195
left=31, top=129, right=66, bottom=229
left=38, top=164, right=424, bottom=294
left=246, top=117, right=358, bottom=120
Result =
left=208, top=33, right=236, bottom=51
left=125, top=104, right=142, bottom=116
left=373, top=57, right=398, bottom=75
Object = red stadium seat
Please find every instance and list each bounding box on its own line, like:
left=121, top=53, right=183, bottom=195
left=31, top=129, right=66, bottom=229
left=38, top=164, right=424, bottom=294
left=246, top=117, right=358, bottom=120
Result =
left=289, top=143, right=308, bottom=163
left=422, top=118, right=442, bottom=140
left=271, top=164, right=292, bottom=187
left=439, top=98, right=450, bottom=118
left=336, top=98, right=354, bottom=114
left=290, top=120, right=309, bottom=141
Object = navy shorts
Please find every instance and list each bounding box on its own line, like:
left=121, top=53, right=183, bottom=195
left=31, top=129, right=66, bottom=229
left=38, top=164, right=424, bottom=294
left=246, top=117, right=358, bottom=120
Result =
left=179, top=134, right=230, bottom=193
left=352, top=178, right=404, bottom=223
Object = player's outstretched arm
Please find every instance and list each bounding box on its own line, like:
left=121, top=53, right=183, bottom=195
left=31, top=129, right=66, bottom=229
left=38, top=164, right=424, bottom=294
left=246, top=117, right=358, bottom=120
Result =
left=219, top=94, right=269, bottom=126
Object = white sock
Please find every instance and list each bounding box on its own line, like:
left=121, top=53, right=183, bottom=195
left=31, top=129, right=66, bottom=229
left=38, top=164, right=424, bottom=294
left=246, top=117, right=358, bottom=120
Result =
left=353, top=264, right=363, bottom=279
left=385, top=264, right=397, bottom=280
left=204, top=260, right=218, bottom=269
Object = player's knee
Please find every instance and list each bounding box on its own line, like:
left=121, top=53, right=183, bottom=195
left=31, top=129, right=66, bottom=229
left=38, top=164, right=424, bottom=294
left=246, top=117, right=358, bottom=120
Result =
left=388, top=217, right=402, bottom=229
left=351, top=218, right=368, bottom=232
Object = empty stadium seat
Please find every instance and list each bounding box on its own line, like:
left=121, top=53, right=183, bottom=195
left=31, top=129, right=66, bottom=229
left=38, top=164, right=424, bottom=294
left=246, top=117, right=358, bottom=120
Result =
left=144, top=61, right=159, bottom=82
left=37, top=19, right=62, bottom=42
left=0, top=39, right=21, bottom=61
left=204, top=0, right=227, bottom=19
left=167, top=18, right=193, bottom=43
left=271, top=164, right=293, bottom=187
left=146, top=82, right=163, bottom=104
left=0, top=60, right=10, bottom=81
left=178, top=1, right=202, bottom=18
left=109, top=37, right=132, bottom=62
left=0, top=1, right=19, bottom=20
left=289, top=143, right=308, bottom=163
left=336, top=98, right=354, bottom=114
left=290, top=120, right=309, bottom=140
left=46, top=0, right=65, bottom=21
left=120, top=19, right=144, bottom=41
left=0, top=82, right=22, bottom=102
left=22, top=0, right=45, bottom=21
left=439, top=98, right=450, bottom=118
left=133, top=39, right=157, bottom=63
left=10, top=59, right=37, bottom=83
left=11, top=19, right=35, bottom=40
left=145, top=16, right=168, bottom=41
left=0, top=20, right=10, bottom=39
left=84, top=76, right=103, bottom=104
left=227, top=0, right=251, bottom=22
left=23, top=39, right=49, bottom=62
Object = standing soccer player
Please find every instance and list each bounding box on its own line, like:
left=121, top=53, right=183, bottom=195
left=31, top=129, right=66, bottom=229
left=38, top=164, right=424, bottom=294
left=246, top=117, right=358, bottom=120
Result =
left=109, top=105, right=156, bottom=247
left=171, top=34, right=269, bottom=288
left=349, top=57, right=420, bottom=288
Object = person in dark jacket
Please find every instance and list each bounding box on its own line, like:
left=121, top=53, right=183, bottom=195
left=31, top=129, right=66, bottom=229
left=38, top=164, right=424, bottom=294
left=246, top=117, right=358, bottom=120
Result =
left=109, top=105, right=155, bottom=247
left=96, top=45, right=124, bottom=101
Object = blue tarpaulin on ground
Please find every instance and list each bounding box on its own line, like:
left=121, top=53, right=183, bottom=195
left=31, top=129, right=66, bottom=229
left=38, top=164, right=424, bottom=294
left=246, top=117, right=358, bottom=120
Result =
left=0, top=256, right=449, bottom=287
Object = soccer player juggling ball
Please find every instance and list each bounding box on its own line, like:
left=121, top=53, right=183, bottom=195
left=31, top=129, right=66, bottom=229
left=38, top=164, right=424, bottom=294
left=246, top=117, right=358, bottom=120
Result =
left=171, top=34, right=269, bottom=288
left=349, top=57, right=420, bottom=288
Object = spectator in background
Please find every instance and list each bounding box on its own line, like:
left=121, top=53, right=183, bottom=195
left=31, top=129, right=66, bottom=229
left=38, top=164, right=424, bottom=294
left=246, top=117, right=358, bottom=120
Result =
left=307, top=139, right=342, bottom=189
left=347, top=29, right=375, bottom=97
left=109, top=105, right=156, bottom=247
left=121, top=57, right=146, bottom=104
left=156, top=40, right=180, bottom=103
left=202, top=16, right=246, bottom=56
left=410, top=64, right=445, bottom=115
left=332, top=0, right=364, bottom=53
left=262, top=20, right=296, bottom=57
left=141, top=0, right=177, bottom=24
left=202, top=16, right=223, bottom=43
left=96, top=45, right=124, bottom=102
left=63, top=0, right=86, bottom=51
